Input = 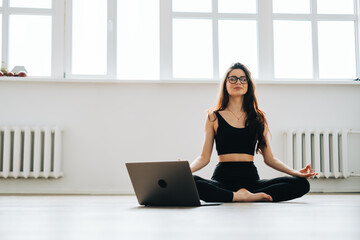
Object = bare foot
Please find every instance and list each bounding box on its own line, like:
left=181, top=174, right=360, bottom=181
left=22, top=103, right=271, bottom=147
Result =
left=232, top=188, right=273, bottom=202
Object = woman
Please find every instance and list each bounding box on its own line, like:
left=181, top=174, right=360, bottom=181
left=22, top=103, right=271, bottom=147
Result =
left=183, top=62, right=317, bottom=202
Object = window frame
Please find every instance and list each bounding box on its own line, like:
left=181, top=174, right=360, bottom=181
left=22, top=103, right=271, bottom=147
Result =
left=0, top=0, right=359, bottom=82
left=271, top=0, right=359, bottom=81
left=64, top=0, right=116, bottom=79
left=165, top=0, right=360, bottom=81
left=167, top=0, right=260, bottom=81
left=0, top=0, right=64, bottom=77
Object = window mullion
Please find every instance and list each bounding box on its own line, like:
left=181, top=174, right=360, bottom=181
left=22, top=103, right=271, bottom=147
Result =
left=8, top=8, right=52, bottom=15
left=354, top=0, right=360, bottom=78
left=212, top=0, right=219, bottom=80
left=2, top=0, right=9, bottom=71
left=271, top=14, right=355, bottom=21
left=107, top=0, right=116, bottom=79
left=258, top=0, right=274, bottom=80
left=52, top=0, right=65, bottom=78
left=312, top=0, right=320, bottom=80
left=160, top=0, right=172, bottom=80
left=64, top=0, right=72, bottom=78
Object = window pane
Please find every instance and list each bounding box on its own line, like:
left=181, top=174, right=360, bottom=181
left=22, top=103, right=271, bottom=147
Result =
left=72, top=0, right=107, bottom=75
left=0, top=16, right=2, bottom=63
left=173, top=19, right=213, bottom=78
left=9, top=15, right=51, bottom=76
left=317, top=0, right=354, bottom=14
left=218, top=0, right=257, bottom=14
left=117, top=0, right=159, bottom=80
left=218, top=20, right=258, bottom=78
left=273, top=21, right=313, bottom=78
left=273, top=0, right=310, bottom=14
left=318, top=21, right=356, bottom=79
left=172, top=0, right=211, bottom=12
left=10, top=0, right=51, bottom=8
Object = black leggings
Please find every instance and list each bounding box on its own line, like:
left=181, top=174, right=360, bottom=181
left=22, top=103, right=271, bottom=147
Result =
left=193, top=162, right=310, bottom=202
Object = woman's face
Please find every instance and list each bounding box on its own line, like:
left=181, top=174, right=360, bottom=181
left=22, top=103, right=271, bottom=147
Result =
left=225, top=69, right=248, bottom=97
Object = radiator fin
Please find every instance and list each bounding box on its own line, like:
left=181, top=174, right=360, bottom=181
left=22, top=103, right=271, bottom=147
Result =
left=286, top=129, right=349, bottom=179
left=0, top=126, right=63, bottom=179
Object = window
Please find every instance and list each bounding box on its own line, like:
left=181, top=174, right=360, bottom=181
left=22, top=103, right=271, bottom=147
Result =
left=272, top=0, right=357, bottom=80
left=71, top=0, right=107, bottom=76
left=318, top=21, right=356, bottom=78
left=67, top=0, right=160, bottom=80
left=117, top=0, right=159, bottom=80
left=170, top=0, right=258, bottom=79
left=0, top=0, right=55, bottom=76
left=172, top=18, right=213, bottom=78
left=273, top=0, right=310, bottom=14
left=10, top=0, right=51, bottom=8
left=0, top=0, right=2, bottom=67
left=273, top=20, right=313, bottom=79
left=0, top=16, right=2, bottom=63
left=0, top=0, right=359, bottom=81
left=218, top=20, right=258, bottom=78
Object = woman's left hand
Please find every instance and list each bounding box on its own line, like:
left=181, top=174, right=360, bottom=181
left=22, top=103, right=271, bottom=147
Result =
left=294, top=164, right=318, bottom=179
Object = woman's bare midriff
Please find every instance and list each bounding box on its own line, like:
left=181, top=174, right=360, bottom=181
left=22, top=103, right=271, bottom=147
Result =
left=218, top=153, right=254, bottom=162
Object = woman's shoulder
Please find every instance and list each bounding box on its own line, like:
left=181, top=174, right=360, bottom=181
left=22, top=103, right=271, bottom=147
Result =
left=207, top=109, right=218, bottom=122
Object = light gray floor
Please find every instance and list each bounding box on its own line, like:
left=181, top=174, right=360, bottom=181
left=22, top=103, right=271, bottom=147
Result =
left=0, top=193, right=359, bottom=240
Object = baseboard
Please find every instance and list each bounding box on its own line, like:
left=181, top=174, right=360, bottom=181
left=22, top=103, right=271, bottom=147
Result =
left=0, top=178, right=359, bottom=194
left=0, top=189, right=135, bottom=195
left=309, top=176, right=360, bottom=193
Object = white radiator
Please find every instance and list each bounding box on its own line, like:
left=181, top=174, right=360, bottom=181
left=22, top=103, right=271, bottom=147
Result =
left=0, top=126, right=63, bottom=179
left=285, top=129, right=350, bottom=179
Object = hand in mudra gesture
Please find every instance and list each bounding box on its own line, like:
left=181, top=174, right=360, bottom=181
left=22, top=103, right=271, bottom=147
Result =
left=294, top=164, right=318, bottom=179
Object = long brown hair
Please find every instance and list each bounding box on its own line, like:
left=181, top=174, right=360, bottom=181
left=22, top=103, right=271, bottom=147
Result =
left=209, top=62, right=268, bottom=154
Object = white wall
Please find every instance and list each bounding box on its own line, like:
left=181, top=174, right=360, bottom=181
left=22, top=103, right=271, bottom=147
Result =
left=0, top=79, right=359, bottom=193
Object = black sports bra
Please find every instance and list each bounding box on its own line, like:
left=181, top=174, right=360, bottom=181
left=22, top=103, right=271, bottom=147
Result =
left=214, top=111, right=257, bottom=156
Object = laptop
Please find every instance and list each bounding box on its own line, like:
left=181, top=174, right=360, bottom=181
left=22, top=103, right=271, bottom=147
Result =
left=126, top=161, right=221, bottom=207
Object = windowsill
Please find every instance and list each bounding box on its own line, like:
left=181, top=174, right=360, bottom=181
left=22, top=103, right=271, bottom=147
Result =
left=0, top=77, right=360, bottom=85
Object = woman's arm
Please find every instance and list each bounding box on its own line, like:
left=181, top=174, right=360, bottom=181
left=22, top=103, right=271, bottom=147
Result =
left=261, top=126, right=317, bottom=178
left=189, top=114, right=216, bottom=173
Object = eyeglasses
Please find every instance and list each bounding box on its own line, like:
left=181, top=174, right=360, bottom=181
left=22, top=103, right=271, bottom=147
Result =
left=227, top=76, right=248, bottom=84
